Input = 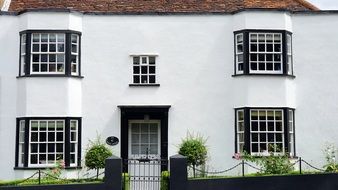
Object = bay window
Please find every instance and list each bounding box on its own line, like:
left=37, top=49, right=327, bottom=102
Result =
left=234, top=30, right=293, bottom=76
left=235, top=108, right=295, bottom=156
left=15, top=117, right=81, bottom=168
left=19, top=30, right=81, bottom=77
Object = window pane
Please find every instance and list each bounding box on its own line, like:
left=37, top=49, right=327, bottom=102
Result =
left=70, top=154, right=76, bottom=164
left=71, top=55, right=77, bottom=63
left=250, top=34, right=257, bottom=42
left=70, top=143, right=76, bottom=152
left=57, top=44, right=64, bottom=52
left=237, top=34, right=243, bottom=43
left=57, top=64, right=64, bottom=72
left=39, top=143, right=47, bottom=153
left=71, top=34, right=78, bottom=43
left=48, top=132, right=55, bottom=142
left=141, top=134, right=148, bottom=143
left=32, top=54, right=39, bottom=62
left=49, top=44, right=56, bottom=52
left=31, top=144, right=38, bottom=153
left=238, top=122, right=244, bottom=132
left=140, top=145, right=148, bottom=154
left=133, top=66, right=140, bottom=74
left=49, top=34, right=56, bottom=42
left=150, top=134, right=158, bottom=144
left=141, top=66, right=147, bottom=74
left=251, top=122, right=258, bottom=131
left=70, top=121, right=77, bottom=130
left=141, top=75, right=148, bottom=83
left=49, top=64, right=56, bottom=72
left=41, top=44, right=48, bottom=52
left=49, top=54, right=56, bottom=62
left=33, top=44, right=39, bottom=52
left=133, top=57, right=140, bottom=64
left=141, top=57, right=147, bottom=64
left=31, top=133, right=38, bottom=142
left=260, top=122, right=266, bottom=131
left=149, top=145, right=158, bottom=154
left=252, top=143, right=258, bottom=152
left=31, top=154, right=38, bottom=164
left=56, top=143, right=63, bottom=152
left=133, top=75, right=140, bottom=83
left=41, top=64, right=48, bottom=72
left=149, top=66, right=155, bottom=74
left=252, top=133, right=258, bottom=142
left=48, top=154, right=55, bottom=163
left=41, top=34, right=48, bottom=42
left=32, top=34, right=40, bottom=42
left=56, top=132, right=63, bottom=141
left=132, top=145, right=139, bottom=154
left=72, top=44, right=77, bottom=53
left=48, top=143, right=55, bottom=152
left=149, top=75, right=156, bottom=83
left=149, top=57, right=155, bottom=64
left=132, top=134, right=139, bottom=143
left=57, top=34, right=65, bottom=42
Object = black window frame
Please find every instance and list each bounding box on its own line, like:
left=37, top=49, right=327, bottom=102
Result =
left=14, top=117, right=82, bottom=169
left=18, top=30, right=83, bottom=78
left=234, top=107, right=296, bottom=156
left=233, top=29, right=294, bottom=77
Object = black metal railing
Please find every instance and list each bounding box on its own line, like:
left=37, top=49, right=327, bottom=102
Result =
left=189, top=157, right=329, bottom=178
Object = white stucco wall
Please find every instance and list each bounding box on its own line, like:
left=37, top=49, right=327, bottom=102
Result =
left=0, top=10, right=338, bottom=180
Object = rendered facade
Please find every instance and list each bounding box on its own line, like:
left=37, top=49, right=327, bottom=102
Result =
left=0, top=0, right=338, bottom=180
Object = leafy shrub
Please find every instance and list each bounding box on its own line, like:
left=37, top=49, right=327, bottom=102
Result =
left=323, top=143, right=338, bottom=172
left=85, top=135, right=113, bottom=179
left=243, top=146, right=294, bottom=175
left=178, top=132, right=208, bottom=177
left=122, top=173, right=130, bottom=190
left=160, top=171, right=170, bottom=190
left=43, top=159, right=65, bottom=180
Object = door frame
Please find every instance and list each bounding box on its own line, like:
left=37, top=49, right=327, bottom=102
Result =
left=119, top=105, right=170, bottom=171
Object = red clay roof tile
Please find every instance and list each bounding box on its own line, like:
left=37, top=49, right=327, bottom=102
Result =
left=8, top=0, right=319, bottom=13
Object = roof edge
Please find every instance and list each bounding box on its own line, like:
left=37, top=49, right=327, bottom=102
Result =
left=295, top=0, right=320, bottom=11
left=4, top=7, right=338, bottom=16
left=15, top=8, right=294, bottom=15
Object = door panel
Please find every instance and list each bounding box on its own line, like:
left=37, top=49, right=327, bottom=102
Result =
left=127, top=120, right=162, bottom=190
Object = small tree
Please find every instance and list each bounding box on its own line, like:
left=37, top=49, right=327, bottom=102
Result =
left=85, top=135, right=113, bottom=179
left=178, top=132, right=208, bottom=177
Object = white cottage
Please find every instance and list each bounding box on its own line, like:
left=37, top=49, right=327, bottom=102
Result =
left=0, top=0, right=337, bottom=180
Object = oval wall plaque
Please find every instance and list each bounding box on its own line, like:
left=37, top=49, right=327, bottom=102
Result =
left=106, top=136, right=119, bottom=146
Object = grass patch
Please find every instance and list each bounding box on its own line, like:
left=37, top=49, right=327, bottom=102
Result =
left=0, top=178, right=103, bottom=186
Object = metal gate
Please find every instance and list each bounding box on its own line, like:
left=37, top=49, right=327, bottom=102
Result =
left=123, top=158, right=168, bottom=190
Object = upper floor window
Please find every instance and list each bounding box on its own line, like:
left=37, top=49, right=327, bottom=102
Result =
left=234, top=30, right=293, bottom=76
left=19, top=30, right=82, bottom=77
left=15, top=117, right=81, bottom=168
left=132, top=56, right=157, bottom=85
left=235, top=107, right=295, bottom=156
